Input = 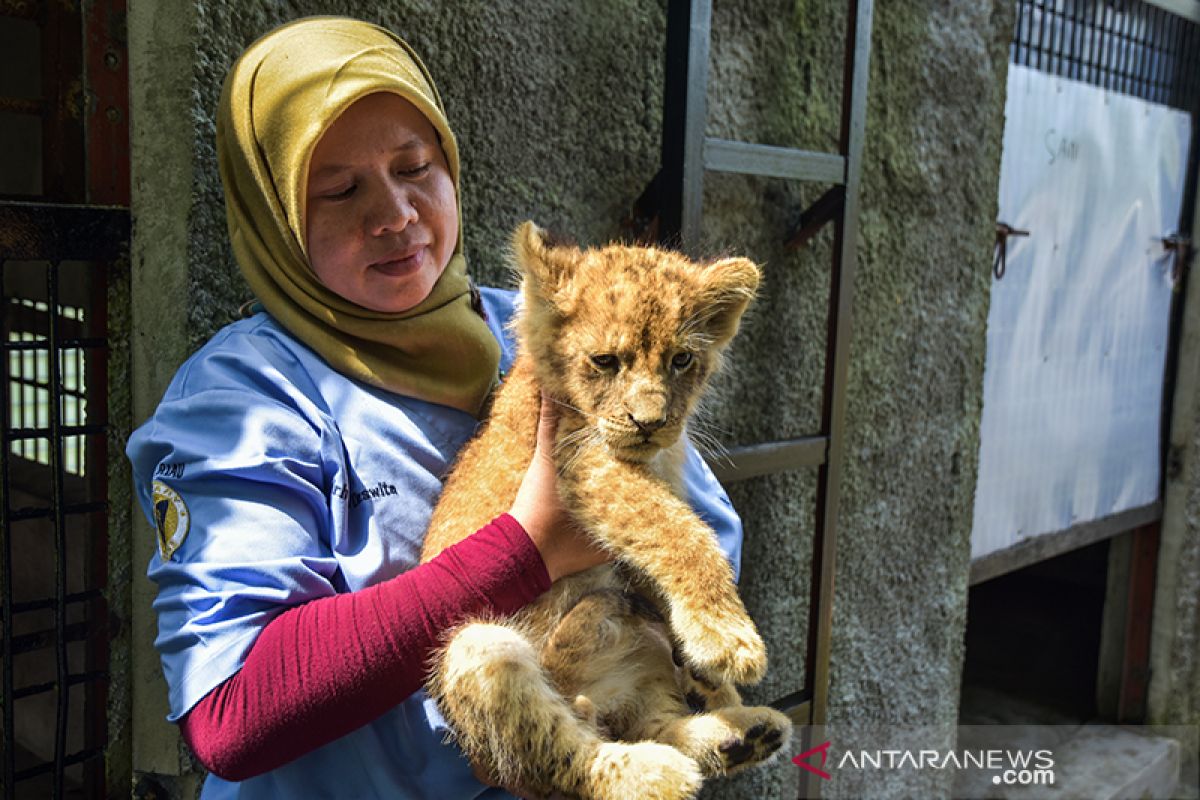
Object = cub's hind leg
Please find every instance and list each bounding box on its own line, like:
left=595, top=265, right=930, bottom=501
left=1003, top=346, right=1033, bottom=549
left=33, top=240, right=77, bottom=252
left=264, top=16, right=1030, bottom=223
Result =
left=649, top=699, right=793, bottom=778
left=612, top=631, right=793, bottom=778
left=547, top=595, right=792, bottom=780
left=431, top=620, right=702, bottom=800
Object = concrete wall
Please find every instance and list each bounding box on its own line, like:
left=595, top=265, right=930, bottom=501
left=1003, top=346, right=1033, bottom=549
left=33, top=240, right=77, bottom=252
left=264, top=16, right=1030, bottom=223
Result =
left=1150, top=183, right=1200, bottom=771
left=126, top=1, right=1012, bottom=797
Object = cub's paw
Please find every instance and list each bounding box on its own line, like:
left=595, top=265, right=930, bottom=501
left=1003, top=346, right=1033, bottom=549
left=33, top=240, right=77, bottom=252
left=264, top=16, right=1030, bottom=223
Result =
left=711, top=707, right=792, bottom=776
left=588, top=741, right=702, bottom=800
left=671, top=608, right=767, bottom=686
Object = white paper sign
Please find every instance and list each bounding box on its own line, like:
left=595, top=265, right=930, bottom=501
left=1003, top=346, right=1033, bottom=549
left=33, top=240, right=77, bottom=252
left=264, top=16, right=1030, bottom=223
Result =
left=971, top=64, right=1192, bottom=560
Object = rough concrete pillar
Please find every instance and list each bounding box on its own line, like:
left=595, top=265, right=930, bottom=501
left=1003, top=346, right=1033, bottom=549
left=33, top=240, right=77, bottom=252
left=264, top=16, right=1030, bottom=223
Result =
left=1149, top=158, right=1200, bottom=772
left=127, top=0, right=203, bottom=789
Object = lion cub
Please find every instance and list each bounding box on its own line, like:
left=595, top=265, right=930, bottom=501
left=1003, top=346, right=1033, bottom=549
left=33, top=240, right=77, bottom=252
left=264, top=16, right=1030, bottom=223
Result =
left=421, top=222, right=791, bottom=800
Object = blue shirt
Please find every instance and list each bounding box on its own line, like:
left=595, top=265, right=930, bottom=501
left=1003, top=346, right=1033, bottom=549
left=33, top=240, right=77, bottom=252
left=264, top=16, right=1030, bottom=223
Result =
left=127, top=287, right=743, bottom=799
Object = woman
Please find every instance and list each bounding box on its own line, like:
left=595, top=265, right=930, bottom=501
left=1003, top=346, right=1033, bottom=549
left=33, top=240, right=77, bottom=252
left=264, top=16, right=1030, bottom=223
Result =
left=127, top=16, right=743, bottom=799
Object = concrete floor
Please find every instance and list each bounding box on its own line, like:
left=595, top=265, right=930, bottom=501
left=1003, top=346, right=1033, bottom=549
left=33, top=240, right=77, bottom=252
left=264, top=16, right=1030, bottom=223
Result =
left=957, top=683, right=1193, bottom=799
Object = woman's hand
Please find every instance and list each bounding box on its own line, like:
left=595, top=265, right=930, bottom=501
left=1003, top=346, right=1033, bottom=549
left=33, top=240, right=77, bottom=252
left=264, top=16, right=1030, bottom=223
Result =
left=508, top=394, right=610, bottom=582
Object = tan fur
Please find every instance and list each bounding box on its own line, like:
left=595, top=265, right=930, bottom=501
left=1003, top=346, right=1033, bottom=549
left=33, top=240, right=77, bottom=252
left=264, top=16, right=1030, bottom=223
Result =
left=421, top=223, right=791, bottom=800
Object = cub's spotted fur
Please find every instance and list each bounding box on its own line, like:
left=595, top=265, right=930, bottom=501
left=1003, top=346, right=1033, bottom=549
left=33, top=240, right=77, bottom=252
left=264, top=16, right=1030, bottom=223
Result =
left=421, top=222, right=791, bottom=800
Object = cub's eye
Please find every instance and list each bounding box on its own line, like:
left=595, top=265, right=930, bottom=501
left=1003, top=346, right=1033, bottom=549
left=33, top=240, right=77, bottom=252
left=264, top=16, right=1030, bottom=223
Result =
left=671, top=352, right=694, bottom=370
left=590, top=354, right=619, bottom=370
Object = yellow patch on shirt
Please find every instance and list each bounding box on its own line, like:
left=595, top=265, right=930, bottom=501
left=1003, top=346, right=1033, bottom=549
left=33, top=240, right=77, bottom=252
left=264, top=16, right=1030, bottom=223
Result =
left=152, top=480, right=190, bottom=561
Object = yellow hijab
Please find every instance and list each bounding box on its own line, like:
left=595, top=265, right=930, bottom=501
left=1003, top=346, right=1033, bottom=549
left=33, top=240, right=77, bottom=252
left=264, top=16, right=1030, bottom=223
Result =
left=216, top=17, right=500, bottom=417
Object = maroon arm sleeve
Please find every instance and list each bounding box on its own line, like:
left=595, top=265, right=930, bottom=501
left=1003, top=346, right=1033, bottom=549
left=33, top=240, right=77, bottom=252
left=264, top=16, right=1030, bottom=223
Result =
left=178, top=514, right=551, bottom=781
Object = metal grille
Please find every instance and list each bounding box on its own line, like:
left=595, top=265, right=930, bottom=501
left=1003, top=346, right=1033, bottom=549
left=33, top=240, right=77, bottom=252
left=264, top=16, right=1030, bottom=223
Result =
left=1, top=202, right=127, bottom=799
left=1013, top=0, right=1200, bottom=112
left=8, top=299, right=89, bottom=476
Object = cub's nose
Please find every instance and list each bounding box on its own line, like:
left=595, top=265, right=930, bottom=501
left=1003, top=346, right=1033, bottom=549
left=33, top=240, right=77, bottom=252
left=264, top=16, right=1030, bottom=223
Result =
left=628, top=413, right=666, bottom=436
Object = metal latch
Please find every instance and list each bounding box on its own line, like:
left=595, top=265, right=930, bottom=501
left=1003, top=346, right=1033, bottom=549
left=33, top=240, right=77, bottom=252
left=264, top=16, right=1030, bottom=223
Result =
left=1162, top=233, right=1192, bottom=288
left=993, top=222, right=1030, bottom=280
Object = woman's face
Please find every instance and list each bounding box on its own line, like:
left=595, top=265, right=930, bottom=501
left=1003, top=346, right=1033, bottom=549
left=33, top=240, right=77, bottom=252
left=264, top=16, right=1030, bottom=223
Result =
left=305, top=92, right=458, bottom=313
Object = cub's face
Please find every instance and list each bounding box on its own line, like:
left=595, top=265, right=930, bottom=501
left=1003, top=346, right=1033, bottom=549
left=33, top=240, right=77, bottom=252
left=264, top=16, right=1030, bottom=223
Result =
left=513, top=222, right=759, bottom=463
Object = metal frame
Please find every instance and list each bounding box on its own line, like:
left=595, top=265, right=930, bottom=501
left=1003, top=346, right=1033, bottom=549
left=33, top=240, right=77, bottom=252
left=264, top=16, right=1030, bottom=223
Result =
left=1, top=202, right=128, bottom=799
left=0, top=0, right=130, bottom=796
left=968, top=501, right=1162, bottom=585
left=654, top=2, right=874, bottom=792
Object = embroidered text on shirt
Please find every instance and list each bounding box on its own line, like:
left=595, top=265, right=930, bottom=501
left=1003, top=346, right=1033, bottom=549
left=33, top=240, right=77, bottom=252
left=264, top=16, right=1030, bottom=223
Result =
left=333, top=481, right=399, bottom=509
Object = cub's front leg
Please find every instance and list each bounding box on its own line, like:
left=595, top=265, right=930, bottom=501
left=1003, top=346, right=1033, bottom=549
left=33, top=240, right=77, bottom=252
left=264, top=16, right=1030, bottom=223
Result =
left=420, top=357, right=540, bottom=562
left=557, top=444, right=766, bottom=687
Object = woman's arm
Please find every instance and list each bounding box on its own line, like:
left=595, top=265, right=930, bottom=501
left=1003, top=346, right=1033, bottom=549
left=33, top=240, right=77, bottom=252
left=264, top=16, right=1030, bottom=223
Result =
left=181, top=396, right=605, bottom=782
left=180, top=514, right=550, bottom=781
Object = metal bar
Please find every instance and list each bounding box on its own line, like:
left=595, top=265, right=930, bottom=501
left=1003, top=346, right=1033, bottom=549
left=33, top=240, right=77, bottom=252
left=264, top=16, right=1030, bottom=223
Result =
left=768, top=691, right=813, bottom=726
left=7, top=588, right=103, bottom=615
left=1017, top=0, right=1027, bottom=63
left=658, top=0, right=712, bottom=253
left=8, top=501, right=106, bottom=522
left=79, top=0, right=124, bottom=769
left=2, top=259, right=15, bottom=800
left=47, top=260, right=69, bottom=800
left=809, top=0, right=873, bottom=734
left=968, top=502, right=1162, bottom=584
left=4, top=338, right=108, bottom=351
left=1189, top=19, right=1200, bottom=110
left=1134, top=5, right=1153, bottom=97
left=1170, top=8, right=1188, bottom=107
left=1089, top=0, right=1106, bottom=85
left=1182, top=20, right=1194, bottom=107
left=1151, top=7, right=1168, bottom=103
left=1115, top=1, right=1130, bottom=94
left=1179, top=11, right=1194, bottom=108
left=1015, top=0, right=1027, bottom=64
left=1143, top=0, right=1200, bottom=24
left=13, top=680, right=58, bottom=701
left=7, top=620, right=102, bottom=656
left=707, top=436, right=827, bottom=484
left=7, top=424, right=107, bottom=441
left=785, top=185, right=846, bottom=252
left=1165, top=8, right=1182, bottom=106
left=1067, top=0, right=1083, bottom=81
left=1035, top=0, right=1051, bottom=71
left=1118, top=522, right=1161, bottom=721
left=1099, top=0, right=1115, bottom=89
left=1122, top=2, right=1138, bottom=95
left=1159, top=53, right=1200, bottom=496
left=12, top=748, right=104, bottom=783
left=86, top=0, right=131, bottom=206
left=1052, top=0, right=1067, bottom=75
left=42, top=0, right=86, bottom=203
left=702, top=138, right=846, bottom=184
left=13, top=670, right=108, bottom=701
left=0, top=201, right=130, bottom=262
left=0, top=95, right=44, bottom=115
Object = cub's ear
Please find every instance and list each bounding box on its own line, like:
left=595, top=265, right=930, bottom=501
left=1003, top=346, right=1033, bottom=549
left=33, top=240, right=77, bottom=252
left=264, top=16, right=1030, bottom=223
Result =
left=699, top=256, right=760, bottom=346
left=512, top=221, right=575, bottom=308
